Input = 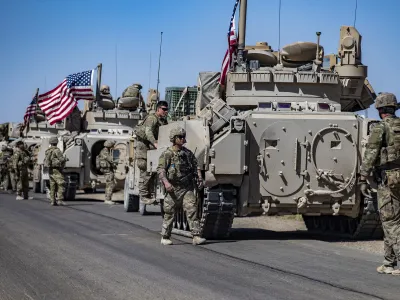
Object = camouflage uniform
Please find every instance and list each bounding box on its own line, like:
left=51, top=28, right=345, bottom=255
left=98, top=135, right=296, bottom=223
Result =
left=359, top=93, right=400, bottom=275
left=157, top=127, right=205, bottom=246
left=45, top=137, right=66, bottom=205
left=0, top=123, right=8, bottom=141
left=135, top=113, right=168, bottom=203
left=0, top=145, right=16, bottom=192
left=12, top=142, right=30, bottom=200
left=98, top=140, right=116, bottom=204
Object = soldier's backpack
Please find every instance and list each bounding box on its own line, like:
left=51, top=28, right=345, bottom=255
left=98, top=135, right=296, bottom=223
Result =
left=44, top=149, right=53, bottom=168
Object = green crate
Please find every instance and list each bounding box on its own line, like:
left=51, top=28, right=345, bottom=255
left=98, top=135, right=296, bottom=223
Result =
left=165, top=86, right=198, bottom=120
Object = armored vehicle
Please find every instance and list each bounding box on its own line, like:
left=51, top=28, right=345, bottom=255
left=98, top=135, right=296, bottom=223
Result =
left=35, top=84, right=145, bottom=200
left=124, top=0, right=381, bottom=240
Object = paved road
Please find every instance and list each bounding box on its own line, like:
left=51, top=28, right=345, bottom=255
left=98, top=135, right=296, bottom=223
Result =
left=0, top=192, right=399, bottom=300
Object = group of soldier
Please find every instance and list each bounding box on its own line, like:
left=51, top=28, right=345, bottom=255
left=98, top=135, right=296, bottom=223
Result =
left=0, top=140, right=32, bottom=200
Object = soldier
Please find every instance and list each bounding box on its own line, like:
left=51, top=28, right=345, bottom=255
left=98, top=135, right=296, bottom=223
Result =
left=97, top=140, right=117, bottom=204
left=44, top=137, right=67, bottom=206
left=122, top=83, right=142, bottom=98
left=157, top=126, right=206, bottom=246
left=12, top=140, right=31, bottom=200
left=135, top=101, right=169, bottom=208
left=359, top=92, right=400, bottom=275
left=0, top=123, right=8, bottom=141
left=0, top=144, right=16, bottom=193
left=120, top=83, right=145, bottom=110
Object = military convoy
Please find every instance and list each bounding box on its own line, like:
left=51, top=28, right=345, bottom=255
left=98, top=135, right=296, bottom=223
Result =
left=3, top=0, right=384, bottom=242
left=123, top=0, right=383, bottom=240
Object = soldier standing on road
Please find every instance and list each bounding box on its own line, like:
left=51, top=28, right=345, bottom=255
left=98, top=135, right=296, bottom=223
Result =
left=44, top=137, right=67, bottom=206
left=135, top=101, right=168, bottom=207
left=359, top=92, right=400, bottom=275
left=12, top=141, right=31, bottom=200
left=0, top=144, right=16, bottom=193
left=98, top=140, right=117, bottom=204
left=157, top=126, right=206, bottom=246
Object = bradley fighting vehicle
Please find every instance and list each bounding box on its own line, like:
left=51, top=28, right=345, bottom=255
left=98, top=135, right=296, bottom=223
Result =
left=35, top=78, right=146, bottom=200
left=124, top=0, right=382, bottom=240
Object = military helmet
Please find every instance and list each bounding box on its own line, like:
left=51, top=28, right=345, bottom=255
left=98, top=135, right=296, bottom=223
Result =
left=16, top=140, right=24, bottom=147
left=132, top=83, right=143, bottom=90
left=1, top=144, right=7, bottom=151
left=49, top=137, right=58, bottom=144
left=375, top=92, right=398, bottom=109
left=104, top=140, right=116, bottom=148
left=169, top=126, right=186, bottom=143
left=100, top=85, right=110, bottom=93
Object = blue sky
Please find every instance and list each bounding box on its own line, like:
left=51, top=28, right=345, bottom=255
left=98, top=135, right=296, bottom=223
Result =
left=1, top=0, right=399, bottom=123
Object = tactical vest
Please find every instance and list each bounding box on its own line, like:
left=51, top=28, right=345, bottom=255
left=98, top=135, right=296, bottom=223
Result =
left=134, top=114, right=166, bottom=141
left=97, top=149, right=111, bottom=170
left=380, top=117, right=400, bottom=166
left=165, top=148, right=194, bottom=185
left=1, top=151, right=13, bottom=167
left=134, top=114, right=151, bottom=140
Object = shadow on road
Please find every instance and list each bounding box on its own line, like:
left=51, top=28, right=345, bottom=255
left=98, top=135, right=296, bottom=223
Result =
left=225, top=227, right=381, bottom=244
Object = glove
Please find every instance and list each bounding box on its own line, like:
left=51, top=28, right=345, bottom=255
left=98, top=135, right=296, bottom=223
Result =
left=197, top=178, right=204, bottom=190
left=359, top=180, right=372, bottom=199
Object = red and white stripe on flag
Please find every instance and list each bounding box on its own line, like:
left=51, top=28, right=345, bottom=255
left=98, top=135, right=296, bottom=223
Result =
left=38, top=70, right=94, bottom=125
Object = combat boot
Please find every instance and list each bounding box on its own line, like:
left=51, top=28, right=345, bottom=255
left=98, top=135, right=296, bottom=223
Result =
left=15, top=195, right=24, bottom=200
left=192, top=236, right=206, bottom=245
left=391, top=269, right=400, bottom=276
left=377, top=265, right=394, bottom=274
left=57, top=200, right=65, bottom=206
left=161, top=237, right=173, bottom=245
left=50, top=201, right=57, bottom=206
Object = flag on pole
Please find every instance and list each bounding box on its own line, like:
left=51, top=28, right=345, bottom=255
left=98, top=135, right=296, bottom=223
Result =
left=38, top=69, right=94, bottom=125
left=23, top=94, right=38, bottom=125
left=219, top=0, right=239, bottom=85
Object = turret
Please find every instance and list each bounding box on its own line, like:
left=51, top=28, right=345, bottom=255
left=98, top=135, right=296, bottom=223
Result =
left=223, top=0, right=375, bottom=113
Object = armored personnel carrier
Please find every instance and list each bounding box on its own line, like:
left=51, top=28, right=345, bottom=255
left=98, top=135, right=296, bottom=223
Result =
left=35, top=84, right=145, bottom=200
left=124, top=0, right=381, bottom=240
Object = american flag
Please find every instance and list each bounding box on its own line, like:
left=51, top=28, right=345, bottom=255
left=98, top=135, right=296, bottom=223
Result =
left=24, top=94, right=38, bottom=125
left=219, top=0, right=239, bottom=85
left=38, top=69, right=94, bottom=125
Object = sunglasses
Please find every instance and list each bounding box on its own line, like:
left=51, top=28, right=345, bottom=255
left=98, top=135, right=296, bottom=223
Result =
left=161, top=107, right=168, bottom=111
left=176, top=135, right=186, bottom=139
